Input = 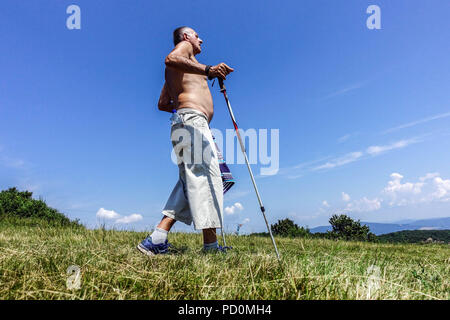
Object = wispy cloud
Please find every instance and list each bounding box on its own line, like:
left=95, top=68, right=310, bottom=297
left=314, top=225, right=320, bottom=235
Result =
left=366, top=137, right=421, bottom=155
left=293, top=156, right=333, bottom=169
left=337, top=132, right=359, bottom=144
left=0, top=152, right=28, bottom=169
left=320, top=82, right=366, bottom=101
left=382, top=111, right=450, bottom=134
left=313, top=152, right=363, bottom=170
left=284, top=156, right=333, bottom=178
left=259, top=154, right=337, bottom=180
left=286, top=173, right=304, bottom=180
left=337, top=134, right=351, bottom=143
left=313, top=137, right=422, bottom=171
left=272, top=133, right=427, bottom=180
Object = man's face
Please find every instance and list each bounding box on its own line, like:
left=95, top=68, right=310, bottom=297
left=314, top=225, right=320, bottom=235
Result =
left=184, top=29, right=203, bottom=54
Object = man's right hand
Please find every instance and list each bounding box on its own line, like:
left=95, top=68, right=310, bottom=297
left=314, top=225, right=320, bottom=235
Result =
left=209, top=63, right=234, bottom=80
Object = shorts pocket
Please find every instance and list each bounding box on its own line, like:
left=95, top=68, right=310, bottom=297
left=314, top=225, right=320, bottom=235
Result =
left=192, top=117, right=206, bottom=128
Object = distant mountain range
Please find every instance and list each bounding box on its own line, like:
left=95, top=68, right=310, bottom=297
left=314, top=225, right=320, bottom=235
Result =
left=310, top=217, right=450, bottom=236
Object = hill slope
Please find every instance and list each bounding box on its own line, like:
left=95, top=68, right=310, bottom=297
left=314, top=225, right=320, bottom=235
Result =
left=378, top=230, right=450, bottom=243
left=0, top=187, right=81, bottom=227
left=310, top=217, right=450, bottom=235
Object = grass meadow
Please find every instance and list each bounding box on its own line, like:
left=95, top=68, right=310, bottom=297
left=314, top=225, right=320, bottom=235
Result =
left=0, top=219, right=448, bottom=300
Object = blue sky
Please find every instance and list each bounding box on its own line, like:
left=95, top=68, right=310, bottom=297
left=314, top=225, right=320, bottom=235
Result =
left=1, top=0, right=449, bottom=234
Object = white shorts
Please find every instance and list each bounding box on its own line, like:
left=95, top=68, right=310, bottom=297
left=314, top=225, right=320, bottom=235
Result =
left=162, top=108, right=224, bottom=230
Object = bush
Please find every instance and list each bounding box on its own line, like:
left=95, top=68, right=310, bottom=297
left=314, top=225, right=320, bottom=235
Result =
left=271, top=218, right=310, bottom=237
left=327, top=214, right=376, bottom=242
left=0, top=187, right=82, bottom=227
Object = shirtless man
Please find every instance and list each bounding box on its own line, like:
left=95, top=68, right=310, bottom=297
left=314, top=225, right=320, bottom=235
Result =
left=137, top=26, right=234, bottom=255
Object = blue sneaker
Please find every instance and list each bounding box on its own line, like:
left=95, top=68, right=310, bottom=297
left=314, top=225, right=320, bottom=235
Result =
left=219, top=245, right=233, bottom=252
left=203, top=245, right=233, bottom=253
left=137, top=236, right=171, bottom=256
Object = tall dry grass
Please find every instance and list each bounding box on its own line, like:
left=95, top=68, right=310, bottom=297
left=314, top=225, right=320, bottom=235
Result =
left=0, top=220, right=448, bottom=300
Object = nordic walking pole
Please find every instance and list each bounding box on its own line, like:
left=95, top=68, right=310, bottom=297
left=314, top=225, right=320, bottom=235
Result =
left=217, top=78, right=281, bottom=261
left=220, top=212, right=227, bottom=248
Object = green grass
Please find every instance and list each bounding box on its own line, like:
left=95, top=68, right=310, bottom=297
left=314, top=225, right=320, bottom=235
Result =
left=0, top=219, right=448, bottom=300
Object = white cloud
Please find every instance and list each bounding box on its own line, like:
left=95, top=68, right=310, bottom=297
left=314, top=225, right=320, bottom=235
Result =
left=96, top=208, right=120, bottom=220
left=234, top=202, right=243, bottom=210
left=293, top=156, right=334, bottom=169
left=366, top=138, right=419, bottom=156
left=382, top=111, right=450, bottom=134
left=342, top=192, right=351, bottom=202
left=115, top=214, right=143, bottom=224
left=1, top=157, right=25, bottom=168
left=382, top=173, right=424, bottom=206
left=96, top=208, right=143, bottom=224
left=286, top=174, right=304, bottom=180
left=432, top=177, right=450, bottom=201
left=337, top=134, right=351, bottom=143
left=281, top=134, right=427, bottom=180
left=419, top=172, right=440, bottom=182
left=314, top=172, right=450, bottom=219
left=345, top=197, right=382, bottom=213
left=225, top=202, right=244, bottom=215
left=311, top=137, right=422, bottom=173
left=313, top=152, right=363, bottom=170
left=382, top=172, right=450, bottom=206
left=320, top=82, right=366, bottom=100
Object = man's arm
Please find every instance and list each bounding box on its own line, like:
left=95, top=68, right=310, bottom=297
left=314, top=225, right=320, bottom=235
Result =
left=158, top=82, right=174, bottom=113
left=165, top=42, right=234, bottom=79
left=165, top=42, right=207, bottom=75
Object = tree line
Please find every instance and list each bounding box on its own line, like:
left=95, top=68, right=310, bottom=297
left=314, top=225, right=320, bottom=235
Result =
left=266, top=215, right=377, bottom=242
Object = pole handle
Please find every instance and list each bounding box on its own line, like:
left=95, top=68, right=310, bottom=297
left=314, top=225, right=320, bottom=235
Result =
left=218, top=78, right=226, bottom=92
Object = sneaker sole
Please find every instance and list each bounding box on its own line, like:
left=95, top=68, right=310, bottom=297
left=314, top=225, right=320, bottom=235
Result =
left=136, top=243, right=156, bottom=257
